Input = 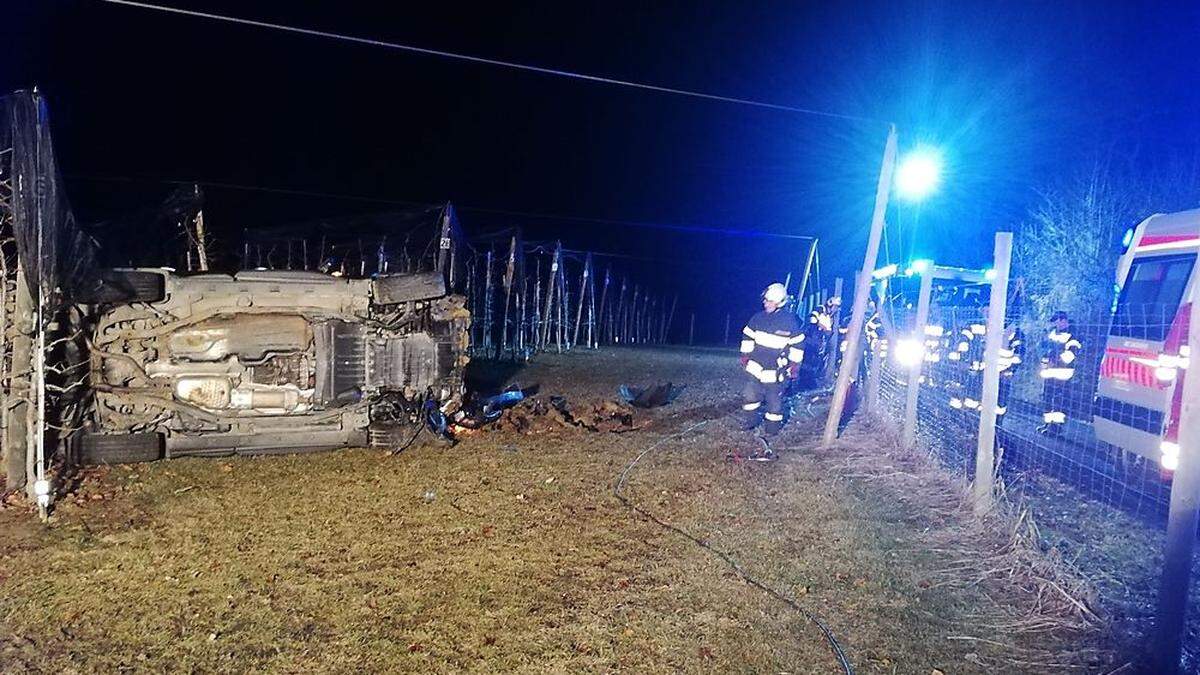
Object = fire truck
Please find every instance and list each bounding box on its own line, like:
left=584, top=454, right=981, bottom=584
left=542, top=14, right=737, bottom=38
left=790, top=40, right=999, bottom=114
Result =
left=1094, top=208, right=1198, bottom=470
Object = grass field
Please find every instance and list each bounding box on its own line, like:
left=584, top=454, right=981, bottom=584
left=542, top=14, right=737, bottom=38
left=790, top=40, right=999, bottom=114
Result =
left=1, top=348, right=1111, bottom=672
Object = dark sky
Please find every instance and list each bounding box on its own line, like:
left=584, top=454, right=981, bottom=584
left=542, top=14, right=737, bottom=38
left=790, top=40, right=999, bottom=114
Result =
left=4, top=0, right=1199, bottom=332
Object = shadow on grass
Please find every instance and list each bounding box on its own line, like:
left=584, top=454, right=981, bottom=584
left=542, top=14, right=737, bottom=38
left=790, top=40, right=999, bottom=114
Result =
left=465, top=358, right=528, bottom=396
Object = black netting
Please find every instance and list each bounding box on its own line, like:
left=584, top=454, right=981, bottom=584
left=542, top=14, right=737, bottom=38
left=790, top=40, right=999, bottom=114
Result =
left=89, top=184, right=205, bottom=270
left=0, top=91, right=100, bottom=306
left=240, top=202, right=467, bottom=293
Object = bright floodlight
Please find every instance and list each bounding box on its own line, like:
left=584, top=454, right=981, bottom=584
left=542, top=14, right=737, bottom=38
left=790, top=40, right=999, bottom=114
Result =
left=895, top=149, right=943, bottom=202
left=908, top=259, right=931, bottom=275
left=894, top=338, right=925, bottom=369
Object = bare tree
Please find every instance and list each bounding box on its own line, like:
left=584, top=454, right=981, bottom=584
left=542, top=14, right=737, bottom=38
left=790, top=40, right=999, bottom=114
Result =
left=1014, top=163, right=1200, bottom=320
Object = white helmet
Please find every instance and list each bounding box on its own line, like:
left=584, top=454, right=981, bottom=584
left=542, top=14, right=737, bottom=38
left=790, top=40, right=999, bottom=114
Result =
left=763, top=282, right=788, bottom=304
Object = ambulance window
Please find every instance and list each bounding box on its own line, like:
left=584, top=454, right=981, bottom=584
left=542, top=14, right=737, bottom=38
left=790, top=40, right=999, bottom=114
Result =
left=1112, top=253, right=1196, bottom=341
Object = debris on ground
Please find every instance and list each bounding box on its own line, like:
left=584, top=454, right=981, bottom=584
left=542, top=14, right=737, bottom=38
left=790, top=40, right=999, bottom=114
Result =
left=618, top=382, right=684, bottom=408
left=0, top=348, right=1112, bottom=672
left=490, top=396, right=641, bottom=434
left=453, top=384, right=539, bottom=430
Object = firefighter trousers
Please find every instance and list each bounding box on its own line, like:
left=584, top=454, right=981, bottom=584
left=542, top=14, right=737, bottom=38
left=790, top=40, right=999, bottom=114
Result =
left=1042, top=378, right=1070, bottom=427
left=742, top=377, right=785, bottom=435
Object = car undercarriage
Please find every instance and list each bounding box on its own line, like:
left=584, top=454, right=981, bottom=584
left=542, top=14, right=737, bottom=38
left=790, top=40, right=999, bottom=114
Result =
left=81, top=269, right=469, bottom=460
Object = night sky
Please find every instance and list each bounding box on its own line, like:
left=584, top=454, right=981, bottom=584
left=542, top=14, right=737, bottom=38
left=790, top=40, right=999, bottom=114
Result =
left=4, top=0, right=1199, bottom=334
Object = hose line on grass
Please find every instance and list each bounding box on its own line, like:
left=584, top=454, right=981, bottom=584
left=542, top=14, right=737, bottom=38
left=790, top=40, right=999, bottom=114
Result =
left=613, top=417, right=854, bottom=675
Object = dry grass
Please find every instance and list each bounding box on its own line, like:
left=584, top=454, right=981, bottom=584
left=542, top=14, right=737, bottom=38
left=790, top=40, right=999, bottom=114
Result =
left=0, top=348, right=1112, bottom=672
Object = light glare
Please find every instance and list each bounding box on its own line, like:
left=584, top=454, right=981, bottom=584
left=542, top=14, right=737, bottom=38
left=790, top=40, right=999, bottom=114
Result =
left=1162, top=441, right=1180, bottom=471
left=894, top=337, right=925, bottom=368
left=895, top=149, right=943, bottom=202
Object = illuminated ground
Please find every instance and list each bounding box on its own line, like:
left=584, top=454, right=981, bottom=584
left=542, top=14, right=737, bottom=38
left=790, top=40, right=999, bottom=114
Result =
left=0, top=348, right=1110, bottom=672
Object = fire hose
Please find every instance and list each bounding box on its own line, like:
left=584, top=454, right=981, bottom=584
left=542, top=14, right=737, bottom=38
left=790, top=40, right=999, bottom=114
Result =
left=613, top=417, right=854, bottom=675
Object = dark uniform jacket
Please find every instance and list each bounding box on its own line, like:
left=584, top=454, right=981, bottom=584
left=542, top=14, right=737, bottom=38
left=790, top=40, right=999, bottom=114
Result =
left=741, top=310, right=805, bottom=384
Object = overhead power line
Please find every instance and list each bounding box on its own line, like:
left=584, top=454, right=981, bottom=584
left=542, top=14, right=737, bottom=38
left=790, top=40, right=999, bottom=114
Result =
left=99, top=0, right=883, bottom=124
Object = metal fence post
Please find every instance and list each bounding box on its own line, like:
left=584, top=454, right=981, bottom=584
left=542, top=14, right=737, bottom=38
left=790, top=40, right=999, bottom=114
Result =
left=1154, top=289, right=1200, bottom=674
left=902, top=270, right=934, bottom=447
left=823, top=126, right=897, bottom=446
left=973, top=232, right=1012, bottom=515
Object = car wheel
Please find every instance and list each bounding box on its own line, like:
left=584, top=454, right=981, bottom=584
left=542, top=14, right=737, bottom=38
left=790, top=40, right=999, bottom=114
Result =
left=75, top=270, right=165, bottom=305
left=75, top=432, right=164, bottom=465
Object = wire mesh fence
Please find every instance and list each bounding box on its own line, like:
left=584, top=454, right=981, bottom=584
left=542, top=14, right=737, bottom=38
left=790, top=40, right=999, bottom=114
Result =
left=865, top=287, right=1198, bottom=665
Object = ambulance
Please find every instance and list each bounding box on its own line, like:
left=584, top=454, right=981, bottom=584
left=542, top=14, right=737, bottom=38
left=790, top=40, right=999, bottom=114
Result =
left=1094, top=208, right=1198, bottom=470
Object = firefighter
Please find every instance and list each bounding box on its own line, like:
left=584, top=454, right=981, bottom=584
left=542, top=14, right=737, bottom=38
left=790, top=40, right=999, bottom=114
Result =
left=740, top=283, right=805, bottom=437
left=864, top=302, right=884, bottom=347
left=947, top=305, right=1022, bottom=416
left=797, top=296, right=838, bottom=387
left=810, top=296, right=840, bottom=333
left=996, top=323, right=1024, bottom=417
left=949, top=308, right=986, bottom=411
left=1038, top=311, right=1081, bottom=436
left=922, top=306, right=946, bottom=387
left=865, top=299, right=889, bottom=364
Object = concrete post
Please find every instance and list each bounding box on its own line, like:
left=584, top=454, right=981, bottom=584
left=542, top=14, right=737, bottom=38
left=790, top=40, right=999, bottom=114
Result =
left=4, top=264, right=33, bottom=492
left=972, top=232, right=1013, bottom=515
left=1154, top=285, right=1200, bottom=674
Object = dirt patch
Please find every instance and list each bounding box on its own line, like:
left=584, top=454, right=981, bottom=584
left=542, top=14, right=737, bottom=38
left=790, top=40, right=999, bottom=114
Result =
left=0, top=347, right=1112, bottom=672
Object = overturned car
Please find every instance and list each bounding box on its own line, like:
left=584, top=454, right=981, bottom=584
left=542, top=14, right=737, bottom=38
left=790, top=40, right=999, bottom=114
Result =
left=77, top=268, right=469, bottom=463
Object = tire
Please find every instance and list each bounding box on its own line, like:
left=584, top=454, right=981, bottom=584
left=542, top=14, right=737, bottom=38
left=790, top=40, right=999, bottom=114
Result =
left=75, top=270, right=165, bottom=305
left=75, top=432, right=164, bottom=465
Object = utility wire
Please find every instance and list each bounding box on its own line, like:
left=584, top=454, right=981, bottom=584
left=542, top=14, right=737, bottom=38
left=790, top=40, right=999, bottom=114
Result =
left=99, top=0, right=884, bottom=125
left=70, top=173, right=816, bottom=241
left=460, top=206, right=816, bottom=241
left=614, top=419, right=853, bottom=675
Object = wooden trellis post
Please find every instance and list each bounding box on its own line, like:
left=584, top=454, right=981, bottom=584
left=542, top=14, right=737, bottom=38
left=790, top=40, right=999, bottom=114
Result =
left=665, top=294, right=678, bottom=345
left=556, top=253, right=567, bottom=351
left=533, top=257, right=544, bottom=350
left=596, top=267, right=611, bottom=345
left=436, top=206, right=453, bottom=276
left=572, top=253, right=591, bottom=348
left=587, top=256, right=597, bottom=348
left=483, top=249, right=494, bottom=351
left=795, top=238, right=818, bottom=310
left=629, top=285, right=639, bottom=344
left=501, top=235, right=517, bottom=357
left=823, top=125, right=897, bottom=446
